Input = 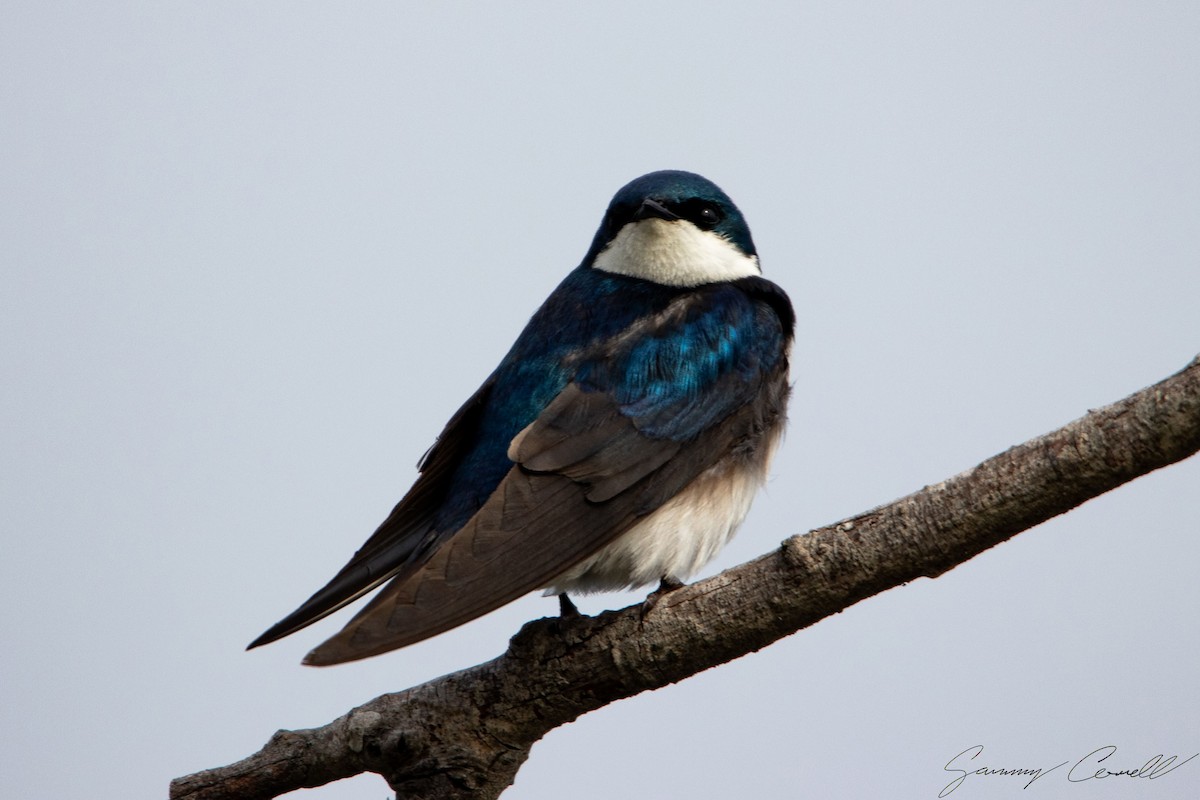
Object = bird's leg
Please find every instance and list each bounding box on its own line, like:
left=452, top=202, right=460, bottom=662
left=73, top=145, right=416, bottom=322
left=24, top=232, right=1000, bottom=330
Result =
left=640, top=575, right=685, bottom=619
left=558, top=592, right=581, bottom=618
left=657, top=575, right=685, bottom=593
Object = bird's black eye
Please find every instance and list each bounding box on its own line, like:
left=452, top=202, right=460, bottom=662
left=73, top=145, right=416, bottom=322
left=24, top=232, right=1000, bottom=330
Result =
left=678, top=199, right=723, bottom=230
left=606, top=204, right=633, bottom=238
left=697, top=205, right=721, bottom=228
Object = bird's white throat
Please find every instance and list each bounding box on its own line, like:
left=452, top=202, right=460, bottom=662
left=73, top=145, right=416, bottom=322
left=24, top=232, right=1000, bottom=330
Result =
left=592, top=218, right=760, bottom=287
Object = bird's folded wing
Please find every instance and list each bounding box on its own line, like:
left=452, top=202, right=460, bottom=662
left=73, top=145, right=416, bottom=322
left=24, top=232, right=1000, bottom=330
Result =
left=302, top=388, right=776, bottom=664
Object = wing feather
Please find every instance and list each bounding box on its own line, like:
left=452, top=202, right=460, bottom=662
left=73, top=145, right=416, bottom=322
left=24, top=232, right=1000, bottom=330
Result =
left=246, top=380, right=495, bottom=649
left=303, top=386, right=776, bottom=664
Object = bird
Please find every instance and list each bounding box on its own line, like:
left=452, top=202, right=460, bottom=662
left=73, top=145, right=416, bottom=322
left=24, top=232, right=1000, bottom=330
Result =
left=248, top=170, right=794, bottom=665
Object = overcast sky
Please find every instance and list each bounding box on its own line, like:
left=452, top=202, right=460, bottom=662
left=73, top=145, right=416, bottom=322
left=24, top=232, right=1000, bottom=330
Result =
left=3, top=3, right=1198, bottom=799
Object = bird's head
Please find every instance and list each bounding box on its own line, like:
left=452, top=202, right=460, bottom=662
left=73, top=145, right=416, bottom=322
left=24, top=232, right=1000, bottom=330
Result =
left=585, top=170, right=760, bottom=287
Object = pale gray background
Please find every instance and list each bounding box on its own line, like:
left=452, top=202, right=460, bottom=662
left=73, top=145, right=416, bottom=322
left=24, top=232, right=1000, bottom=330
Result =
left=2, top=3, right=1198, bottom=799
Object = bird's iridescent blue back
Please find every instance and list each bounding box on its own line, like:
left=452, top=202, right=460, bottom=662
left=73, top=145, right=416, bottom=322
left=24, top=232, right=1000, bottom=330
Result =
left=432, top=267, right=790, bottom=532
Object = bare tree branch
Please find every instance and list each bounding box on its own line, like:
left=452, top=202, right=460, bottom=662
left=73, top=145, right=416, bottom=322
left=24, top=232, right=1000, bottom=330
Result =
left=171, top=355, right=1200, bottom=800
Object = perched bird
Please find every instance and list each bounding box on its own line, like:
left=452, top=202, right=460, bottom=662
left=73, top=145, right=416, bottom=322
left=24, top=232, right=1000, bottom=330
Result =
left=249, top=170, right=794, bottom=665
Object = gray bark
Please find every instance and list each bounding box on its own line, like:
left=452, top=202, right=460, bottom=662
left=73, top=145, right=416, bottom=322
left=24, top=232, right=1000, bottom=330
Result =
left=170, top=355, right=1200, bottom=800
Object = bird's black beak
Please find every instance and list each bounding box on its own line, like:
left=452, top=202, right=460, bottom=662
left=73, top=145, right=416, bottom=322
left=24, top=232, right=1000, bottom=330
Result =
left=633, top=197, right=680, bottom=222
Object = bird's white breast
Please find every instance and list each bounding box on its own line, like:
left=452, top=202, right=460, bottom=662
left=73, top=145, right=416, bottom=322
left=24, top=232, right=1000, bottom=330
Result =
left=544, top=427, right=783, bottom=595
left=591, top=218, right=760, bottom=287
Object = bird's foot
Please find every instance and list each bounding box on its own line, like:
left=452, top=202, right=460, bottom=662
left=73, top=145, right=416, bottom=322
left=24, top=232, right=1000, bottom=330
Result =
left=558, top=592, right=581, bottom=618
left=640, top=576, right=685, bottom=620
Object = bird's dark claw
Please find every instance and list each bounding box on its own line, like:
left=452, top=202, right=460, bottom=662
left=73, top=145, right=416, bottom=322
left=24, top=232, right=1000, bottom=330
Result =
left=558, top=592, right=581, bottom=618
left=640, top=576, right=685, bottom=620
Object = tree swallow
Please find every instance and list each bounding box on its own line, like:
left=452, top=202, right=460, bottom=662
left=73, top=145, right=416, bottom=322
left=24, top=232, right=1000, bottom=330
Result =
left=249, top=170, right=794, bottom=665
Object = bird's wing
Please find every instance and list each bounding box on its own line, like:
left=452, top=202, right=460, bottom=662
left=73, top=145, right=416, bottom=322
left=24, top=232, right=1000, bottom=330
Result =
left=246, top=379, right=496, bottom=649
left=304, top=278, right=792, bottom=664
